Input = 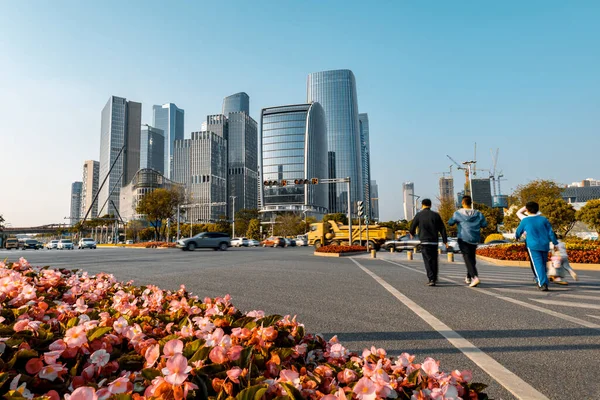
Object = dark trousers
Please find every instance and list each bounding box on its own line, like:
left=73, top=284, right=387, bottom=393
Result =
left=421, top=244, right=439, bottom=282
left=458, top=239, right=478, bottom=278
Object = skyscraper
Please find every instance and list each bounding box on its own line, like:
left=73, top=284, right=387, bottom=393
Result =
left=403, top=182, right=415, bottom=220
left=98, top=96, right=141, bottom=216
left=359, top=113, right=371, bottom=220
left=206, top=114, right=228, bottom=139
left=140, top=125, right=165, bottom=173
left=439, top=177, right=454, bottom=202
left=307, top=69, right=363, bottom=214
left=227, top=112, right=258, bottom=216
left=70, top=181, right=83, bottom=226
left=81, top=160, right=100, bottom=219
left=370, top=180, right=379, bottom=222
left=471, top=178, right=493, bottom=208
left=260, top=103, right=328, bottom=217
left=152, top=103, right=184, bottom=179
left=222, top=92, right=249, bottom=115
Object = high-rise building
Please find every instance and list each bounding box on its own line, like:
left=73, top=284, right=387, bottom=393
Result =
left=222, top=92, right=249, bottom=115
left=120, top=169, right=182, bottom=222
left=370, top=180, right=379, bottom=222
left=439, top=176, right=454, bottom=202
left=173, top=131, right=227, bottom=222
left=70, top=181, right=83, bottom=225
left=98, top=96, right=141, bottom=216
left=359, top=113, right=371, bottom=220
left=260, top=103, right=328, bottom=217
left=152, top=103, right=184, bottom=179
left=206, top=114, right=228, bottom=139
left=81, top=160, right=100, bottom=219
left=403, top=182, right=415, bottom=220
left=140, top=125, right=165, bottom=174
left=307, top=69, right=363, bottom=214
left=227, top=112, right=258, bottom=216
left=471, top=178, right=493, bottom=208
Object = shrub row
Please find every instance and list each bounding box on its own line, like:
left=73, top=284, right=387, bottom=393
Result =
left=316, top=245, right=367, bottom=254
left=476, top=243, right=600, bottom=263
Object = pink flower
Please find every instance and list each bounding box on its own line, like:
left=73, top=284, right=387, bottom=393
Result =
left=25, top=358, right=43, bottom=374
left=75, top=297, right=88, bottom=313
left=227, top=345, right=243, bottom=361
left=39, top=364, right=67, bottom=381
left=66, top=386, right=98, bottom=400
left=21, top=284, right=37, bottom=300
left=43, top=350, right=63, bottom=365
left=421, top=357, right=440, bottom=376
left=209, top=346, right=228, bottom=364
left=112, top=317, right=128, bottom=334
left=162, top=353, right=192, bottom=385
left=90, top=349, right=110, bottom=367
left=163, top=339, right=184, bottom=358
left=278, top=369, right=300, bottom=389
left=108, top=376, right=132, bottom=394
left=49, top=339, right=67, bottom=352
left=337, top=368, right=358, bottom=384
left=144, top=343, right=160, bottom=368
left=13, top=319, right=32, bottom=332
left=451, top=369, right=473, bottom=383
left=193, top=316, right=215, bottom=333
left=329, top=343, right=348, bottom=358
left=353, top=377, right=376, bottom=400
left=227, top=367, right=243, bottom=383
left=64, top=326, right=88, bottom=348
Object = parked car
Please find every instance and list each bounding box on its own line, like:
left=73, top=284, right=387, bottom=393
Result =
left=36, top=240, right=45, bottom=249
left=484, top=240, right=510, bottom=246
left=295, top=236, right=308, bottom=246
left=78, top=238, right=97, bottom=249
left=231, top=237, right=249, bottom=247
left=4, top=238, right=19, bottom=250
left=125, top=240, right=134, bottom=245
left=383, top=234, right=421, bottom=252
left=57, top=239, right=74, bottom=250
left=439, top=237, right=461, bottom=253
left=261, top=237, right=284, bottom=248
left=22, top=239, right=39, bottom=250
left=46, top=240, right=59, bottom=249
left=247, top=239, right=260, bottom=247
left=177, top=232, right=231, bottom=251
left=283, top=238, right=296, bottom=247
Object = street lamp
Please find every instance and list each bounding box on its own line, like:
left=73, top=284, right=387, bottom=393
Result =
left=230, top=196, right=237, bottom=238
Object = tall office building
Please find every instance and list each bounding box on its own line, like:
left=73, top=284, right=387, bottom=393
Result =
left=403, top=182, right=415, bottom=220
left=70, top=181, right=83, bottom=226
left=173, top=131, right=227, bottom=222
left=120, top=169, right=181, bottom=222
left=98, top=96, right=141, bottom=216
left=439, top=176, right=454, bottom=202
left=307, top=69, right=363, bottom=214
left=370, top=180, right=379, bottom=222
left=227, top=112, right=258, bottom=216
left=260, top=103, right=328, bottom=217
left=471, top=178, right=493, bottom=208
left=80, top=160, right=100, bottom=219
left=206, top=114, right=228, bottom=139
left=359, top=113, right=371, bottom=220
left=152, top=103, right=184, bottom=179
left=222, top=92, right=249, bottom=115
left=140, top=125, right=165, bottom=174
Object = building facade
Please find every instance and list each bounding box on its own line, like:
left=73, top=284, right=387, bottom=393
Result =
left=359, top=113, right=371, bottom=220
left=222, top=92, right=249, bottom=115
left=260, top=103, right=328, bottom=217
left=206, top=114, right=228, bottom=139
left=81, top=160, right=100, bottom=219
left=173, top=131, right=227, bottom=222
left=471, top=178, right=493, bottom=208
left=152, top=103, right=184, bottom=179
left=403, top=182, right=415, bottom=220
left=370, top=180, right=379, bottom=222
left=307, top=69, right=363, bottom=214
left=98, top=96, right=142, bottom=216
left=119, top=169, right=181, bottom=222
left=439, top=176, right=454, bottom=202
left=70, top=181, right=83, bottom=225
left=227, top=112, right=258, bottom=216
left=140, top=125, right=165, bottom=174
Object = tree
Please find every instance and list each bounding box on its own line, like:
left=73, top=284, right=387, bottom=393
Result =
left=246, top=219, right=261, bottom=240
left=322, top=213, right=348, bottom=225
left=214, top=216, right=231, bottom=235
left=437, top=197, right=457, bottom=237
left=474, top=203, right=503, bottom=240
left=577, top=199, right=600, bottom=233
left=379, top=219, right=410, bottom=235
left=503, top=179, right=565, bottom=232
left=274, top=213, right=303, bottom=237
left=126, top=220, right=145, bottom=241
left=136, top=188, right=184, bottom=241
left=539, top=198, right=576, bottom=238
left=234, top=209, right=260, bottom=237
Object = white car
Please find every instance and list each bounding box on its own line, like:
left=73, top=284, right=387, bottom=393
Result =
left=46, top=240, right=59, bottom=249
left=248, top=239, right=260, bottom=247
left=231, top=237, right=249, bottom=247
left=295, top=236, right=308, bottom=246
left=78, top=238, right=97, bottom=249
left=57, top=239, right=74, bottom=250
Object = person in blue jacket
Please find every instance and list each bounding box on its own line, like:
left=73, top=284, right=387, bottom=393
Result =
left=515, top=201, right=559, bottom=291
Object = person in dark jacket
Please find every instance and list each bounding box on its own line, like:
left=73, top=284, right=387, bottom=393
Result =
left=448, top=196, right=488, bottom=287
left=409, top=199, right=448, bottom=286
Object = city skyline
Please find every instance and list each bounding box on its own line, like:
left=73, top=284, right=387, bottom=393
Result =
left=2, top=2, right=599, bottom=226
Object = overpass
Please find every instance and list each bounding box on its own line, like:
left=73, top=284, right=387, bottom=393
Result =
left=2, top=224, right=72, bottom=235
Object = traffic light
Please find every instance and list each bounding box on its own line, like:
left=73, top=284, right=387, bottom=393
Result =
left=281, top=180, right=287, bottom=187
left=294, top=179, right=309, bottom=185
left=357, top=201, right=364, bottom=217
left=311, top=178, right=319, bottom=184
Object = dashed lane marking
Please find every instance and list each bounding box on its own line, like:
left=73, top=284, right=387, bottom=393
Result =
left=530, top=299, right=600, bottom=310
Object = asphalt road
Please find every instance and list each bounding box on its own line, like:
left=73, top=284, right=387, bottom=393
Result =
left=2, top=246, right=600, bottom=400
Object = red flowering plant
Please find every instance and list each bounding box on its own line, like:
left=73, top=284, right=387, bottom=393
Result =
left=127, top=242, right=177, bottom=249
left=316, top=245, right=367, bottom=254
left=476, top=242, right=600, bottom=263
left=0, top=258, right=488, bottom=399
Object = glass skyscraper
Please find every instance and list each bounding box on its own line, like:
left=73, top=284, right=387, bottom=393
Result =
left=260, top=103, right=328, bottom=217
left=307, top=69, right=363, bottom=214
left=359, top=113, right=371, bottom=221
left=370, top=180, right=379, bottom=222
left=140, top=125, right=165, bottom=174
left=98, top=96, right=141, bottom=216
left=227, top=112, right=258, bottom=216
left=152, top=103, right=184, bottom=179
left=222, top=92, right=249, bottom=115
left=70, top=181, right=83, bottom=226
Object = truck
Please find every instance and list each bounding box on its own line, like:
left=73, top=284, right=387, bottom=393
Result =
left=307, top=220, right=393, bottom=250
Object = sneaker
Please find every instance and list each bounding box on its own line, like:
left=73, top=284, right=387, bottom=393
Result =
left=427, top=281, right=436, bottom=286
left=553, top=278, right=568, bottom=285
left=465, top=276, right=471, bottom=285
left=469, top=276, right=480, bottom=287
left=569, top=270, right=578, bottom=281
left=539, top=284, right=549, bottom=292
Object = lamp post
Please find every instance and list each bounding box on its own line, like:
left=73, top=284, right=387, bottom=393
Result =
left=230, top=196, right=237, bottom=238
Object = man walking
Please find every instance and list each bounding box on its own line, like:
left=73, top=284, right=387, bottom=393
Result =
left=515, top=201, right=559, bottom=291
left=409, top=199, right=448, bottom=286
left=448, top=195, right=487, bottom=287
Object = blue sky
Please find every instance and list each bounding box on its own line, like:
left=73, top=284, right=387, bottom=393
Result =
left=1, top=1, right=598, bottom=226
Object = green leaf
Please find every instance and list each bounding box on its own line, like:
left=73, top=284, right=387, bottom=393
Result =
left=256, top=315, right=283, bottom=327
left=112, top=394, right=133, bottom=400
left=4, top=390, right=26, bottom=399
left=66, top=317, right=79, bottom=329
left=16, top=349, right=38, bottom=359
left=142, top=368, right=161, bottom=381
left=183, top=339, right=202, bottom=358
left=279, top=382, right=305, bottom=400
left=117, top=353, right=145, bottom=371
left=178, top=316, right=191, bottom=329
left=234, top=346, right=254, bottom=368
left=189, top=345, right=211, bottom=363
left=0, top=372, right=10, bottom=390
left=158, top=334, right=181, bottom=347
left=231, top=316, right=257, bottom=328
left=235, top=384, right=269, bottom=400
left=87, top=326, right=113, bottom=341
left=197, top=363, right=226, bottom=375
left=272, top=348, right=294, bottom=361
left=407, top=369, right=421, bottom=385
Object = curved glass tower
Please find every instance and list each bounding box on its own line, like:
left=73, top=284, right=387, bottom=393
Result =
left=223, top=92, right=250, bottom=115
left=307, top=70, right=363, bottom=214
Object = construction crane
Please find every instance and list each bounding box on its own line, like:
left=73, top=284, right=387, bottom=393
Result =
left=447, top=155, right=475, bottom=198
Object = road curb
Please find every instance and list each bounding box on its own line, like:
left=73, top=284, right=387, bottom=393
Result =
left=313, top=251, right=365, bottom=258
left=476, top=255, right=600, bottom=271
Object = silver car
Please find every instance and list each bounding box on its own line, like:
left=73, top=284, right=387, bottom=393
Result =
left=57, top=239, right=74, bottom=250
left=177, top=232, right=231, bottom=251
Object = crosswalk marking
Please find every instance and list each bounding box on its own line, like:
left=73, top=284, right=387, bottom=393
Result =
left=493, top=288, right=570, bottom=296
left=588, top=315, right=600, bottom=321
left=557, top=293, right=600, bottom=301
left=530, top=299, right=600, bottom=310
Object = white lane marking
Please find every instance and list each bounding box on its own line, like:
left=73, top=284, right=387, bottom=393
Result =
left=530, top=299, right=600, bottom=310
left=588, top=315, right=600, bottom=320
left=557, top=293, right=600, bottom=301
left=493, top=288, right=569, bottom=295
left=444, top=275, right=529, bottom=283
left=350, top=258, right=550, bottom=400
left=381, top=258, right=600, bottom=330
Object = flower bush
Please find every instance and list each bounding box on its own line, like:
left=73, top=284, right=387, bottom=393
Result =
left=476, top=242, right=600, bottom=263
left=316, top=245, right=367, bottom=254
left=128, top=242, right=177, bottom=249
left=483, top=234, right=504, bottom=244
left=0, top=258, right=488, bottom=399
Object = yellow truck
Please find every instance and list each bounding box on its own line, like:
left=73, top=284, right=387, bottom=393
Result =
left=308, top=220, right=393, bottom=250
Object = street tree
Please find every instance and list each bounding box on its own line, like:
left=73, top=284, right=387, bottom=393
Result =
left=322, top=213, right=348, bottom=225
left=503, top=179, right=564, bottom=232
left=136, top=188, right=184, bottom=241
left=474, top=203, right=503, bottom=240
left=274, top=213, right=303, bottom=237
left=126, top=220, right=145, bottom=241
left=246, top=219, right=261, bottom=240
left=539, top=198, right=576, bottom=238
left=576, top=199, right=600, bottom=234
left=437, top=197, right=457, bottom=237
left=234, top=209, right=260, bottom=237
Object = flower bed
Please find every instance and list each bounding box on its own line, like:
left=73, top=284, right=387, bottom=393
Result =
left=129, top=242, right=177, bottom=249
left=0, top=258, right=488, bottom=399
left=476, top=242, right=600, bottom=264
left=315, top=245, right=367, bottom=254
